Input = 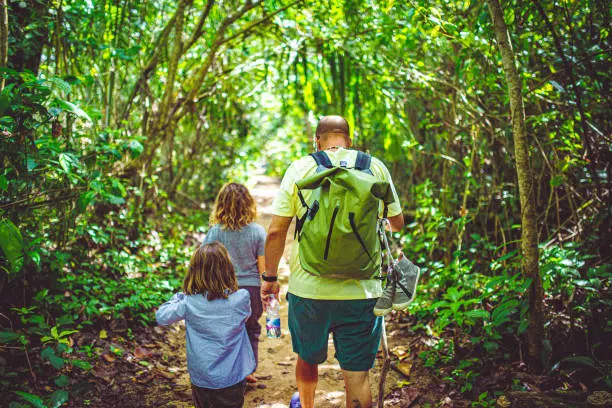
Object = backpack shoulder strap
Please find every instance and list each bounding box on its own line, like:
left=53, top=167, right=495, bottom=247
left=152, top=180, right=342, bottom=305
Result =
left=310, top=151, right=333, bottom=169
left=354, top=151, right=372, bottom=172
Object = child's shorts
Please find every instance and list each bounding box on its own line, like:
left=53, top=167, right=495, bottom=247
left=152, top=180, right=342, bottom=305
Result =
left=192, top=379, right=246, bottom=408
left=287, top=293, right=382, bottom=372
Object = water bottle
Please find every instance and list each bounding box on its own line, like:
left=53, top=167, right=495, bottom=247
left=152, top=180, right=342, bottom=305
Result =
left=266, top=295, right=281, bottom=338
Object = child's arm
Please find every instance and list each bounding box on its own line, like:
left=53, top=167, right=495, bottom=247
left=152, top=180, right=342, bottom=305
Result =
left=156, top=293, right=187, bottom=326
left=240, top=291, right=252, bottom=322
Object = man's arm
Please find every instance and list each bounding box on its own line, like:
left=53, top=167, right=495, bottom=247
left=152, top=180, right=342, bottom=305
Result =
left=388, top=213, right=404, bottom=232
left=261, top=215, right=292, bottom=303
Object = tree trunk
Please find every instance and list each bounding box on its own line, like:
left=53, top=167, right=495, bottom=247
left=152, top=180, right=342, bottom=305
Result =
left=0, top=0, right=8, bottom=90
left=486, top=0, right=545, bottom=371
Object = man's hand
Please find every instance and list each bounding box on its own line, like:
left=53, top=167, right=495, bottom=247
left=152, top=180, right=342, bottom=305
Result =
left=261, top=281, right=280, bottom=308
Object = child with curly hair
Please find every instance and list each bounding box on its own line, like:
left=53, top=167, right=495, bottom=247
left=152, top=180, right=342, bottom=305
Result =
left=156, top=242, right=255, bottom=408
left=203, top=182, right=267, bottom=383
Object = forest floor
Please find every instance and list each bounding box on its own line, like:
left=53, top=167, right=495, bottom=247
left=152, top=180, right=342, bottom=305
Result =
left=70, top=174, right=465, bottom=408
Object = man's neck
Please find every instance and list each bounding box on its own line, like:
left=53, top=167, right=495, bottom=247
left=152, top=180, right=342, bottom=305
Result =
left=321, top=145, right=346, bottom=151
left=319, top=136, right=349, bottom=151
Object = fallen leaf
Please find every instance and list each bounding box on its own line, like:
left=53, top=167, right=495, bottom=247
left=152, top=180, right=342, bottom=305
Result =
left=439, top=396, right=453, bottom=408
left=64, top=291, right=71, bottom=297
left=497, top=395, right=510, bottom=408
left=99, top=330, right=108, bottom=339
left=134, top=346, right=153, bottom=359
left=395, top=361, right=412, bottom=377
left=391, top=345, right=408, bottom=355
left=102, top=353, right=116, bottom=363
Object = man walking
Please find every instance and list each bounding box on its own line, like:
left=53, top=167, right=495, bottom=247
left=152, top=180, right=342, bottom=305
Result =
left=262, top=115, right=404, bottom=408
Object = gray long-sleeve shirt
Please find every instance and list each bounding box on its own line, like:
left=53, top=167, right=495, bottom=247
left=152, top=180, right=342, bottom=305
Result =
left=203, top=222, right=266, bottom=287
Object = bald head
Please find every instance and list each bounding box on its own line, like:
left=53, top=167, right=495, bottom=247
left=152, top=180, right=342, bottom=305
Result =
left=316, top=115, right=350, bottom=140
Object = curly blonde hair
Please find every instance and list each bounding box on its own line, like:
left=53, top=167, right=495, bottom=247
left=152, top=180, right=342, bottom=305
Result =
left=210, top=182, right=257, bottom=230
left=183, top=242, right=238, bottom=300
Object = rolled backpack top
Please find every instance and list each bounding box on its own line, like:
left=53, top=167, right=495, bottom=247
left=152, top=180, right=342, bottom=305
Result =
left=295, top=151, right=396, bottom=280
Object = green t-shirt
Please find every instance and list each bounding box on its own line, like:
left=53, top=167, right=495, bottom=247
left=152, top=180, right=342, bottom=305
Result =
left=271, top=148, right=402, bottom=300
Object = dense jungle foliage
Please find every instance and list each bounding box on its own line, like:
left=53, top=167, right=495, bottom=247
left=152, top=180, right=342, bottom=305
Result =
left=0, top=0, right=610, bottom=406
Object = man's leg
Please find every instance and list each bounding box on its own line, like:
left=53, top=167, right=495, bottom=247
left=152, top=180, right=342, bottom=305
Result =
left=296, top=356, right=318, bottom=408
left=331, top=298, right=381, bottom=408
left=341, top=369, right=372, bottom=408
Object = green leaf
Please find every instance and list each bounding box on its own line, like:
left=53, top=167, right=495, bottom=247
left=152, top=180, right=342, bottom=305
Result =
left=518, top=318, right=529, bottom=335
left=127, top=140, right=144, bottom=158
left=550, top=175, right=564, bottom=187
left=106, top=195, right=125, bottom=205
left=72, top=359, right=92, bottom=370
left=0, top=330, right=21, bottom=344
left=0, top=174, right=8, bottom=191
left=14, top=391, right=46, bottom=408
left=41, top=347, right=55, bottom=360
left=76, top=191, right=96, bottom=213
left=49, top=389, right=69, bottom=408
left=54, top=99, right=92, bottom=122
left=58, top=153, right=73, bottom=173
left=0, top=218, right=24, bottom=277
left=45, top=77, right=72, bottom=94
left=466, top=310, right=489, bottom=320
left=49, top=354, right=65, bottom=370
left=58, top=330, right=78, bottom=338
left=53, top=375, right=70, bottom=388
left=27, top=158, right=37, bottom=171
left=560, top=356, right=597, bottom=369
left=0, top=93, right=10, bottom=116
left=28, top=251, right=41, bottom=266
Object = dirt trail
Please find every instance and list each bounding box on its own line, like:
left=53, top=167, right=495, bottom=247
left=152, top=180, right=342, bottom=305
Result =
left=158, top=174, right=404, bottom=408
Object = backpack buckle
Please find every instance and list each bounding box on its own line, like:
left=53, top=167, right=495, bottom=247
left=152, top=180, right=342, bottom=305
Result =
left=339, top=160, right=348, bottom=168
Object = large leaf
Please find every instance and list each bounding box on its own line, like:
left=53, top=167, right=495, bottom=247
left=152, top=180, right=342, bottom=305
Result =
left=0, top=330, right=20, bottom=344
left=53, top=99, right=92, bottom=122
left=45, top=77, right=72, bottom=94
left=14, top=391, right=46, bottom=408
left=49, top=390, right=69, bottom=408
left=559, top=356, right=598, bottom=369
left=76, top=191, right=96, bottom=213
left=466, top=309, right=490, bottom=320
left=0, top=218, right=24, bottom=277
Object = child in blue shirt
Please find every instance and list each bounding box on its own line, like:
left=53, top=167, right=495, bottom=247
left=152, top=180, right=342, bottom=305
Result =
left=156, top=241, right=255, bottom=408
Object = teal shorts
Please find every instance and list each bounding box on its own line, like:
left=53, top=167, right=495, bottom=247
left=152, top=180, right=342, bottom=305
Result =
left=287, top=293, right=382, bottom=371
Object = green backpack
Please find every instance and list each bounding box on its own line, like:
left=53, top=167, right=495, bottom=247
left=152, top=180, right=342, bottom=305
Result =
left=295, top=151, right=396, bottom=280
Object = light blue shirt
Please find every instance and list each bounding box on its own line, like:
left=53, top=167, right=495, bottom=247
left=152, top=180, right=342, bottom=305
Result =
left=156, top=290, right=256, bottom=389
left=203, top=222, right=266, bottom=287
